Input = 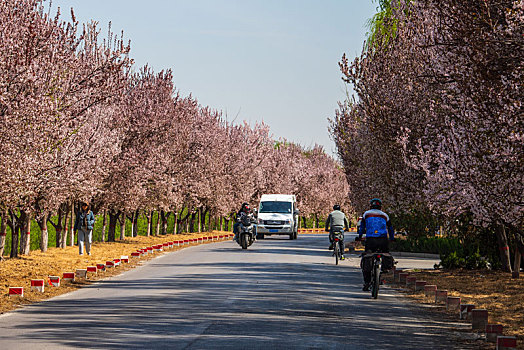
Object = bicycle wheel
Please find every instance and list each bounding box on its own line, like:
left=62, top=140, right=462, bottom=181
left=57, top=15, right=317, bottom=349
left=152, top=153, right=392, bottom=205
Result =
left=372, top=261, right=380, bottom=299
left=334, top=243, right=339, bottom=265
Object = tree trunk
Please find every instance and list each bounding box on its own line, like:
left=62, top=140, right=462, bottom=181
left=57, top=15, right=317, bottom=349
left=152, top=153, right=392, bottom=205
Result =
left=62, top=204, right=70, bottom=249
left=189, top=212, right=196, bottom=233
left=302, top=216, right=307, bottom=229
left=512, top=245, right=522, bottom=278
left=146, top=211, right=152, bottom=237
left=197, top=208, right=202, bottom=233
left=18, top=212, right=26, bottom=255
left=107, top=210, right=119, bottom=242
left=119, top=211, right=125, bottom=240
left=173, top=212, right=178, bottom=234
left=9, top=211, right=19, bottom=258
left=0, top=210, right=7, bottom=258
left=129, top=211, right=135, bottom=237
left=220, top=217, right=223, bottom=231
left=20, top=211, right=31, bottom=255
left=495, top=223, right=512, bottom=272
left=224, top=218, right=229, bottom=232
left=155, top=211, right=160, bottom=236
left=133, top=210, right=139, bottom=237
left=125, top=211, right=131, bottom=237
left=512, top=233, right=524, bottom=278
left=53, top=207, right=65, bottom=248
left=69, top=204, right=74, bottom=247
left=151, top=211, right=157, bottom=236
left=37, top=212, right=49, bottom=253
left=314, top=214, right=318, bottom=229
left=100, top=210, right=107, bottom=242
left=161, top=211, right=168, bottom=235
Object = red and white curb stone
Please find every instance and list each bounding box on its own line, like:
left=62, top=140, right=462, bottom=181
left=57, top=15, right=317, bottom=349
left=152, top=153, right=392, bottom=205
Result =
left=8, top=287, right=23, bottom=297
left=48, top=276, right=60, bottom=287
left=62, top=272, right=75, bottom=283
left=30, top=279, right=45, bottom=293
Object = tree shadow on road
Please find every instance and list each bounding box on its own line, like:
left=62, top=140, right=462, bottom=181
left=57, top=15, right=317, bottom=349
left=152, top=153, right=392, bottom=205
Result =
left=2, top=255, right=477, bottom=349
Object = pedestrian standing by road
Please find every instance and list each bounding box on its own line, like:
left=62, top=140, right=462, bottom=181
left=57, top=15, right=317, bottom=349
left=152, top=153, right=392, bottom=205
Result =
left=74, top=202, right=95, bottom=256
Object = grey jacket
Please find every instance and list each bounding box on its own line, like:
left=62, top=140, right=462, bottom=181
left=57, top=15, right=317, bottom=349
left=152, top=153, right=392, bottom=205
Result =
left=325, top=210, right=349, bottom=231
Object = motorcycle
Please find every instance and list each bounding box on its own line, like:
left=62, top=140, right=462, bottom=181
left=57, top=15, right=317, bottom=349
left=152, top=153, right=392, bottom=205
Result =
left=236, top=212, right=256, bottom=249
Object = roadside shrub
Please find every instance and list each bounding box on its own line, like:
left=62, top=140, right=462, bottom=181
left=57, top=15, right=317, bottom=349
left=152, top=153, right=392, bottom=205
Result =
left=390, top=236, right=461, bottom=255
left=391, top=234, right=497, bottom=270
left=439, top=248, right=489, bottom=270
left=439, top=251, right=465, bottom=269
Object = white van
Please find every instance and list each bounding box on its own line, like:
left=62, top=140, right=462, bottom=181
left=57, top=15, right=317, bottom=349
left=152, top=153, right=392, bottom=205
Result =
left=256, top=194, right=299, bottom=240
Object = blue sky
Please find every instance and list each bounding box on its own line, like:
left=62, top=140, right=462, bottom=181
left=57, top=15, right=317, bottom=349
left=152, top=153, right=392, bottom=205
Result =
left=51, top=0, right=377, bottom=156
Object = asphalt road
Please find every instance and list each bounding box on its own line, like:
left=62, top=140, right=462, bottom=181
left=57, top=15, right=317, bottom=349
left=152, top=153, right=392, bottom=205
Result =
left=0, top=234, right=473, bottom=349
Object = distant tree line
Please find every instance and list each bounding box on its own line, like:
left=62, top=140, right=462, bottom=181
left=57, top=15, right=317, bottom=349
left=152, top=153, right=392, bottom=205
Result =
left=0, top=0, right=349, bottom=258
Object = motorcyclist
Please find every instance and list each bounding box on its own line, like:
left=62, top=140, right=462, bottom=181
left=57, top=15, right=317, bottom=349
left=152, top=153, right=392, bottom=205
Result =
left=233, top=202, right=251, bottom=243
left=357, top=198, right=395, bottom=291
left=325, top=204, right=350, bottom=260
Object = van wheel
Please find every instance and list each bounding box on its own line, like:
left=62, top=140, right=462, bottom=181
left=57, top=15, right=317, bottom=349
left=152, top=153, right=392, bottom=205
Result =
left=289, top=233, right=294, bottom=240
left=293, top=231, right=298, bottom=240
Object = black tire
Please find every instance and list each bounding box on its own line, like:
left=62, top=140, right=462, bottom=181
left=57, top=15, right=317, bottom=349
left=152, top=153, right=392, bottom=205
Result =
left=334, top=244, right=339, bottom=265
left=372, top=262, right=380, bottom=299
left=241, top=234, right=248, bottom=249
left=289, top=233, right=294, bottom=240
left=293, top=231, right=298, bottom=240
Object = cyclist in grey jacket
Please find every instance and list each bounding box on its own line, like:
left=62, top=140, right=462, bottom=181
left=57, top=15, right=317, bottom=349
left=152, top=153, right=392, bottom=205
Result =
left=325, top=205, right=350, bottom=259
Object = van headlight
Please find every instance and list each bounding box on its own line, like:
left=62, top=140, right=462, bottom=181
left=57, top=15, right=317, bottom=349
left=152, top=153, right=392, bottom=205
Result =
left=284, top=220, right=290, bottom=224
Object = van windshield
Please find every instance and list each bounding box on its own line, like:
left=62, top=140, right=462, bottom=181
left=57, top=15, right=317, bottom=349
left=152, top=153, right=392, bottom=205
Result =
left=259, top=201, right=292, bottom=214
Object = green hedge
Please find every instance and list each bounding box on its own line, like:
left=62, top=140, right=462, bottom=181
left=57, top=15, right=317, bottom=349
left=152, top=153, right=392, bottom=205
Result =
left=390, top=236, right=461, bottom=255
left=391, top=234, right=500, bottom=270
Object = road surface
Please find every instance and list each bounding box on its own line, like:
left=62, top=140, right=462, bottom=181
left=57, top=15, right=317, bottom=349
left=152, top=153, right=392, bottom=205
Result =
left=0, top=234, right=474, bottom=349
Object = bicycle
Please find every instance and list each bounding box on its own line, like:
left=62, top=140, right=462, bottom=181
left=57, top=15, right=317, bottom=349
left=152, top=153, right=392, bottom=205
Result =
left=332, top=230, right=345, bottom=265
left=367, top=252, right=393, bottom=299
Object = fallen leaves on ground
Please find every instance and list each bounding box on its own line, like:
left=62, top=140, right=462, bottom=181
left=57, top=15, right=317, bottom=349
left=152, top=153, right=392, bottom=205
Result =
left=388, top=269, right=523, bottom=349
left=0, top=231, right=229, bottom=315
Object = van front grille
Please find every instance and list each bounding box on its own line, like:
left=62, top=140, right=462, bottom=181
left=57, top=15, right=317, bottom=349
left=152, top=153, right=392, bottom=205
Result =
left=264, top=220, right=285, bottom=225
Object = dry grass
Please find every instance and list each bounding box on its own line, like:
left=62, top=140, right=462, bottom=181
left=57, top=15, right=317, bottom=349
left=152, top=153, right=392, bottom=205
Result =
left=0, top=231, right=229, bottom=315
left=388, top=269, right=524, bottom=349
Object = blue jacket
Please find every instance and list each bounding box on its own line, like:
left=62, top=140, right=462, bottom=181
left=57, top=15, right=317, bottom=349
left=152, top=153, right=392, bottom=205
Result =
left=74, top=210, right=95, bottom=231
left=358, top=209, right=394, bottom=240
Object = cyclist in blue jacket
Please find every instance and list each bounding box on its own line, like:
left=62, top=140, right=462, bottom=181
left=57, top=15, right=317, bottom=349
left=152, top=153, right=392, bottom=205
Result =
left=357, top=198, right=394, bottom=291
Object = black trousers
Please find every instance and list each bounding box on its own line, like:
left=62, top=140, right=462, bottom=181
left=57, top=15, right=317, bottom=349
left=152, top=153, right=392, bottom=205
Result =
left=365, top=236, right=389, bottom=253
left=362, top=237, right=389, bottom=284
